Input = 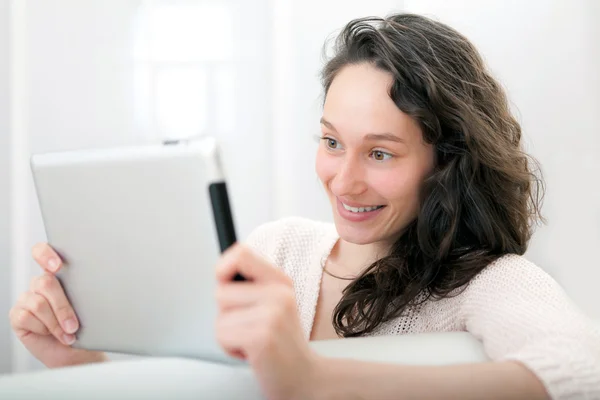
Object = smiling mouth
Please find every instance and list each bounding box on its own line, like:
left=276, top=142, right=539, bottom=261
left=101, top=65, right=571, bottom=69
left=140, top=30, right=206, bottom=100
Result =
left=341, top=203, right=385, bottom=213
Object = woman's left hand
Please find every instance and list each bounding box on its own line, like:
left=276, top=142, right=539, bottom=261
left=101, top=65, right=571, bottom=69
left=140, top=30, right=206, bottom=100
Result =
left=215, top=243, right=321, bottom=400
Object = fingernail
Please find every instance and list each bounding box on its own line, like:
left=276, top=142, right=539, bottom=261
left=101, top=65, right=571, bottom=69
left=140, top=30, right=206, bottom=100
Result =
left=48, top=258, right=60, bottom=272
left=64, top=318, right=78, bottom=334
left=62, top=334, right=76, bottom=345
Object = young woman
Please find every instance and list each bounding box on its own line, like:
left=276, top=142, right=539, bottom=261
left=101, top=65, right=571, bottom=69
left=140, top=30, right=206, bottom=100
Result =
left=10, top=13, right=600, bottom=400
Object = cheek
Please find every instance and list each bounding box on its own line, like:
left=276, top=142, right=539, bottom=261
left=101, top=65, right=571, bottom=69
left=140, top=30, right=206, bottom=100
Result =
left=368, top=169, right=422, bottom=207
left=315, top=148, right=336, bottom=184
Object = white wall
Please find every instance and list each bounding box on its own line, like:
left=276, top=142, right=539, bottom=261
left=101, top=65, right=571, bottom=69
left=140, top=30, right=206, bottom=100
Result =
left=403, top=0, right=600, bottom=319
left=0, top=0, right=11, bottom=375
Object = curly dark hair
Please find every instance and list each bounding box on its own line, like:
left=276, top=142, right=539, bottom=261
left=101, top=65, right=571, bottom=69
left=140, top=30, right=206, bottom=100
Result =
left=320, top=13, right=545, bottom=337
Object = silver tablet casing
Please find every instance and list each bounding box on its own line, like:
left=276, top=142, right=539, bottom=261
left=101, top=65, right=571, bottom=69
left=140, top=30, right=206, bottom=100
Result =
left=30, top=136, right=240, bottom=364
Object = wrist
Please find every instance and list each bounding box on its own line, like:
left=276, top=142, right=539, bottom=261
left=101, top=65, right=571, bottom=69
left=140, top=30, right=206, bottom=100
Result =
left=89, top=351, right=109, bottom=363
left=68, top=350, right=109, bottom=367
left=46, top=350, right=108, bottom=369
left=303, top=354, right=333, bottom=400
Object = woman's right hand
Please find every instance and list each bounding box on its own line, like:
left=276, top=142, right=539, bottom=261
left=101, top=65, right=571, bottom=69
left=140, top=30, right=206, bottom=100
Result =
left=8, top=243, right=107, bottom=368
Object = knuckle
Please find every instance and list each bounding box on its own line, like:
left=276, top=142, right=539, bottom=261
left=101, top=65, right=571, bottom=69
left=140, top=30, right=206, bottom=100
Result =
left=15, top=309, right=32, bottom=327
left=9, top=308, right=30, bottom=330
left=30, top=295, right=46, bottom=314
left=32, top=275, right=56, bottom=293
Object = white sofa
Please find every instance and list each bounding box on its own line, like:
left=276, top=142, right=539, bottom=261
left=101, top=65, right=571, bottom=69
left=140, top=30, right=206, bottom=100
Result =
left=0, top=332, right=488, bottom=399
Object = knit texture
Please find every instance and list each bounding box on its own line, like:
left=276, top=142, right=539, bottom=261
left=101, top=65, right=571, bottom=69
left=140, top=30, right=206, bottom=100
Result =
left=245, top=216, right=600, bottom=400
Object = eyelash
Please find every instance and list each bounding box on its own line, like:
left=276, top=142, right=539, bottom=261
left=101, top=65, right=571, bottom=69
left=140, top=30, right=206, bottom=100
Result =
left=320, top=136, right=393, bottom=161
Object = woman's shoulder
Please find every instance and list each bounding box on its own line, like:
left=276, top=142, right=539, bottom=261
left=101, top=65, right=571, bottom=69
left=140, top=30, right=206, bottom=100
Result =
left=244, top=216, right=338, bottom=273
left=417, top=254, right=573, bottom=328
left=466, top=253, right=562, bottom=294
left=455, top=253, right=590, bottom=327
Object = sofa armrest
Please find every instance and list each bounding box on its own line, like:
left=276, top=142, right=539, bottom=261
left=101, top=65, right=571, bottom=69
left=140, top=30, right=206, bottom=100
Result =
left=0, top=332, right=487, bottom=400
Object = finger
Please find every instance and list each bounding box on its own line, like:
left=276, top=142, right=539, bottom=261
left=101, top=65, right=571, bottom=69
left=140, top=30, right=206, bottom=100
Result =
left=9, top=307, right=50, bottom=337
left=215, top=307, right=259, bottom=360
left=30, top=274, right=79, bottom=334
left=31, top=242, right=63, bottom=273
left=216, top=244, right=288, bottom=284
left=22, top=292, right=75, bottom=346
left=215, top=282, right=264, bottom=311
left=216, top=281, right=296, bottom=313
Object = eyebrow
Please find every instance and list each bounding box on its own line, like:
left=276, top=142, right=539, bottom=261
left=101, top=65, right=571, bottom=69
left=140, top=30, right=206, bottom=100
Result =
left=320, top=117, right=405, bottom=144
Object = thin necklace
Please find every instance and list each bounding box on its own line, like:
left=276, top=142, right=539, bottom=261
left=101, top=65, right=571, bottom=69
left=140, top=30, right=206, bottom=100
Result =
left=322, top=260, right=356, bottom=281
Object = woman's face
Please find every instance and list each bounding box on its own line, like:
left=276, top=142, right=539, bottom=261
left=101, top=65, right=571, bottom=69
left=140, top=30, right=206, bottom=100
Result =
left=316, top=63, right=435, bottom=247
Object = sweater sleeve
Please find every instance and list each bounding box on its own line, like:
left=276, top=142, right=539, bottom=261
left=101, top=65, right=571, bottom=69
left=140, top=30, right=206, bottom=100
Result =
left=460, top=254, right=600, bottom=399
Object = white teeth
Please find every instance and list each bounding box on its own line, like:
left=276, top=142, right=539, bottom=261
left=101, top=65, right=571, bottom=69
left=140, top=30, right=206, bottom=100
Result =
left=342, top=203, right=383, bottom=213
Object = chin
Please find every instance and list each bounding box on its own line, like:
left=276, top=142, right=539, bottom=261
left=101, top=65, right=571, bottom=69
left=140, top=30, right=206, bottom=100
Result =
left=330, top=203, right=406, bottom=248
left=332, top=216, right=380, bottom=245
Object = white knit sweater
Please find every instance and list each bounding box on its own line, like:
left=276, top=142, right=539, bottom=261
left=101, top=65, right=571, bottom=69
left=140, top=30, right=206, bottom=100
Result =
left=245, top=216, right=600, bottom=400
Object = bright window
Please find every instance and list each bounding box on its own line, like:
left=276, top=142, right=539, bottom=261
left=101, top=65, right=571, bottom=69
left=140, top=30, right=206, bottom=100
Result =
left=133, top=1, right=236, bottom=140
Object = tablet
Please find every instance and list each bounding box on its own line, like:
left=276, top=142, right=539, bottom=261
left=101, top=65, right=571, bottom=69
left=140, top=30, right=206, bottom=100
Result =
left=30, top=136, right=243, bottom=365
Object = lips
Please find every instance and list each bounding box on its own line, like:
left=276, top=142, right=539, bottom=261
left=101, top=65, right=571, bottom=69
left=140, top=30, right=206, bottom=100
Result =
left=341, top=203, right=384, bottom=213
left=336, top=198, right=385, bottom=222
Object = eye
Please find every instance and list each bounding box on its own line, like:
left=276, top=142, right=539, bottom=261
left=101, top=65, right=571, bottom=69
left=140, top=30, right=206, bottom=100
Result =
left=321, top=137, right=342, bottom=150
left=371, top=150, right=392, bottom=161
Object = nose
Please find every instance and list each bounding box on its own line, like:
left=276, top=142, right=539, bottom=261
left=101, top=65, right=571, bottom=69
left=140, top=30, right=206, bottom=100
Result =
left=329, top=154, right=368, bottom=197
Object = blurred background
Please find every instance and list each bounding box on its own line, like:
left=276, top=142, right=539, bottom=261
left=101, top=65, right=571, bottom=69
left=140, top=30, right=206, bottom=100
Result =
left=1, top=0, right=598, bottom=374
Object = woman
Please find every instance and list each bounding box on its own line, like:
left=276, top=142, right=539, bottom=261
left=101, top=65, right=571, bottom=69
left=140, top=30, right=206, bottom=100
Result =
left=9, top=13, right=600, bottom=399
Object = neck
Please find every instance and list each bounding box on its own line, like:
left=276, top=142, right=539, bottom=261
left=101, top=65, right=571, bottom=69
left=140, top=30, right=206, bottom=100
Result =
left=327, top=238, right=392, bottom=278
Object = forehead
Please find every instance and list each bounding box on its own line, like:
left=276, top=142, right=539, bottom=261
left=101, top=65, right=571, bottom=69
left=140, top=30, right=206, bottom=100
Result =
left=323, top=63, right=420, bottom=141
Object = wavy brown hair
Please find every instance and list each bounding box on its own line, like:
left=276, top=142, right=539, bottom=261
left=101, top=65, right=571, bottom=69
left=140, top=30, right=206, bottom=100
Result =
left=321, top=13, right=545, bottom=337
